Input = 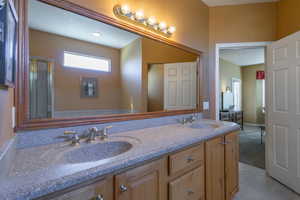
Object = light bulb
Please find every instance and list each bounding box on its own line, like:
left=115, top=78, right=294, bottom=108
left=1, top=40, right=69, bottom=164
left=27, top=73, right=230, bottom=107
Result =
left=121, top=5, right=131, bottom=15
left=168, top=26, right=176, bottom=34
left=147, top=16, right=157, bottom=25
left=159, top=21, right=167, bottom=30
left=135, top=10, right=144, bottom=20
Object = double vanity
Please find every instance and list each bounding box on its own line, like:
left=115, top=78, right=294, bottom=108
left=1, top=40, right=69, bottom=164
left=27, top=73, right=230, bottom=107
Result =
left=2, top=1, right=240, bottom=199
left=0, top=119, right=240, bottom=200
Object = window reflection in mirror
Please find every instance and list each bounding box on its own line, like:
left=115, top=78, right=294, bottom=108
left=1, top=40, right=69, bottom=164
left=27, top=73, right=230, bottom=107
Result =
left=28, top=0, right=198, bottom=120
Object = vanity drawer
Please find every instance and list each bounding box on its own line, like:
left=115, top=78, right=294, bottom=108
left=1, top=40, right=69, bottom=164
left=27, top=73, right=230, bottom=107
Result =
left=169, top=166, right=205, bottom=200
left=44, top=177, right=113, bottom=200
left=169, top=144, right=204, bottom=175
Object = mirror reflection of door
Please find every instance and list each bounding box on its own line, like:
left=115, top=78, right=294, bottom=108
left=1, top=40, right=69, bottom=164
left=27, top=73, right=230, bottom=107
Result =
left=147, top=62, right=197, bottom=112
left=232, top=78, right=241, bottom=111
left=164, top=62, right=197, bottom=110
left=29, top=58, right=53, bottom=119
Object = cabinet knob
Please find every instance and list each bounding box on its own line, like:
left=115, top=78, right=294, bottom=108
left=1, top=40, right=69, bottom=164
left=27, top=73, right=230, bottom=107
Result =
left=187, top=156, right=194, bottom=163
left=187, top=189, right=194, bottom=196
left=120, top=185, right=128, bottom=192
left=95, top=194, right=104, bottom=200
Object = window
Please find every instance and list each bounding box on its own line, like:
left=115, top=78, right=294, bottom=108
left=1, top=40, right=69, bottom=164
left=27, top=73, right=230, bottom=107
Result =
left=63, top=52, right=111, bottom=72
left=232, top=78, right=241, bottom=110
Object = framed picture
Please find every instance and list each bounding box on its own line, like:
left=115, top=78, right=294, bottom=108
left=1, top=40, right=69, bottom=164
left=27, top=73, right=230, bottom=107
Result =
left=80, top=77, right=98, bottom=98
left=0, top=0, right=18, bottom=87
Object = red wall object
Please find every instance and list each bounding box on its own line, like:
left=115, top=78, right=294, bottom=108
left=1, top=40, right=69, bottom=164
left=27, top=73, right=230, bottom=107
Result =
left=256, top=71, right=265, bottom=79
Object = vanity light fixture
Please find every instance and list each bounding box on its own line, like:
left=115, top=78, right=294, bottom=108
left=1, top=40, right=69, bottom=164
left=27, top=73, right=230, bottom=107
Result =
left=135, top=10, right=145, bottom=21
left=120, top=4, right=131, bottom=15
left=114, top=4, right=176, bottom=37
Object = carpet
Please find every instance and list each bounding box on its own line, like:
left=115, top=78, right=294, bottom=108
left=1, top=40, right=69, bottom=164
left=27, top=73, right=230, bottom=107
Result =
left=239, top=126, right=265, bottom=169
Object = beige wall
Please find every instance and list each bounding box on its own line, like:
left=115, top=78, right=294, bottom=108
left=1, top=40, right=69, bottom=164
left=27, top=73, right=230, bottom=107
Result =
left=208, top=2, right=277, bottom=118
left=29, top=29, right=122, bottom=111
left=242, top=64, right=265, bottom=124
left=219, top=58, right=241, bottom=93
left=148, top=64, right=164, bottom=112
left=120, top=38, right=143, bottom=113
left=277, top=0, right=300, bottom=39
left=0, top=1, right=16, bottom=147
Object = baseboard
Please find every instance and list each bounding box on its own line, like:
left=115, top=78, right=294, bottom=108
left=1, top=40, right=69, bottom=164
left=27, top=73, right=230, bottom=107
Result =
left=244, top=122, right=265, bottom=127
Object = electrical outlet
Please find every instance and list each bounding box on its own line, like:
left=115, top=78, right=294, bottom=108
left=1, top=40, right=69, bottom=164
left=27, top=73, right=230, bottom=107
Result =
left=203, top=101, right=209, bottom=110
left=12, top=106, right=16, bottom=128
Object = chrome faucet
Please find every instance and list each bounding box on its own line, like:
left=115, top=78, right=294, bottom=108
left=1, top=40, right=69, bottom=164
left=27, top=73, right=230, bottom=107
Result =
left=99, top=125, right=113, bottom=140
left=86, top=127, right=99, bottom=142
left=64, top=130, right=81, bottom=146
left=86, top=125, right=113, bottom=142
left=180, top=115, right=197, bottom=125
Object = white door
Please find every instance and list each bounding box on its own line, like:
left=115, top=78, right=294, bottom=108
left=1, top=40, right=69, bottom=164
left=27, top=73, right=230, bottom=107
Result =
left=266, top=30, right=300, bottom=193
left=164, top=62, right=197, bottom=110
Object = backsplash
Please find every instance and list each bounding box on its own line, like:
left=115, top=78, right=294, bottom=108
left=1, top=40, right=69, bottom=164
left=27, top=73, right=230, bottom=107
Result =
left=16, top=113, right=203, bottom=149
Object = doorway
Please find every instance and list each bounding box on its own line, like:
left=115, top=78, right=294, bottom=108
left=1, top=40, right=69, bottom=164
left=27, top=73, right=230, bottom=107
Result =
left=216, top=42, right=270, bottom=169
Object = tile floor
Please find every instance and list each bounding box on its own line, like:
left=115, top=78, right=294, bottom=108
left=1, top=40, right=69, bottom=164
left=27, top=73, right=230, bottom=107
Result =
left=234, top=163, right=300, bottom=200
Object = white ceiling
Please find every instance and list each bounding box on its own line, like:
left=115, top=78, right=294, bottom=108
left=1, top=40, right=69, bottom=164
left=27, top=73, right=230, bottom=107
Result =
left=220, top=47, right=265, bottom=66
left=28, top=0, right=140, bottom=49
left=202, top=0, right=278, bottom=7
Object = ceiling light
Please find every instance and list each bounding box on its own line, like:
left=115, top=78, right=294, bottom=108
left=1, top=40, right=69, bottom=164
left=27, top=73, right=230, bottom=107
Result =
left=135, top=10, right=144, bottom=20
left=159, top=22, right=167, bottom=30
left=121, top=5, right=131, bottom=15
left=92, top=32, right=101, bottom=37
left=147, top=16, right=157, bottom=25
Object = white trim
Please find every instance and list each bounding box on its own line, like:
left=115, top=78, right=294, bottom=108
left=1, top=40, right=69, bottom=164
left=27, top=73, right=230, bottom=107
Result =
left=215, top=42, right=272, bottom=120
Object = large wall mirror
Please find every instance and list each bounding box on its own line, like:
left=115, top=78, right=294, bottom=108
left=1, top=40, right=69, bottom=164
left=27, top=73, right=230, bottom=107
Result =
left=16, top=0, right=203, bottom=130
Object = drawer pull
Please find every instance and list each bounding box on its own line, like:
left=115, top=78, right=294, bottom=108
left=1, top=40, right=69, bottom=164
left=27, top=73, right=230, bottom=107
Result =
left=219, top=141, right=229, bottom=145
left=95, top=194, right=104, bottom=200
left=187, top=157, right=194, bottom=163
left=120, top=185, right=128, bottom=192
left=187, top=189, right=194, bottom=196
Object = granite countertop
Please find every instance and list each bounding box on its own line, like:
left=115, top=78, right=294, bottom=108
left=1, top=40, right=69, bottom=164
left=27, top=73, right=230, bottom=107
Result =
left=0, top=119, right=240, bottom=200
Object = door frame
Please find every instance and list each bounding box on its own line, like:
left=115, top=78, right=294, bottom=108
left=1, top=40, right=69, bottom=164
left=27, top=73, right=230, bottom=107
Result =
left=214, top=42, right=271, bottom=171
left=215, top=42, right=272, bottom=120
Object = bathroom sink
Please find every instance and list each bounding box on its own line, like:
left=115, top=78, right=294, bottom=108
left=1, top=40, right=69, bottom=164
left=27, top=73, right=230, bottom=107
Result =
left=64, top=141, right=132, bottom=164
left=189, top=122, right=222, bottom=129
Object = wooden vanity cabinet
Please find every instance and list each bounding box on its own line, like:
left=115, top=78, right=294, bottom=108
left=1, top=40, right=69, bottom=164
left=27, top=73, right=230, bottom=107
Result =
left=168, top=143, right=205, bottom=200
left=205, top=131, right=239, bottom=200
left=41, top=176, right=114, bottom=200
left=169, top=166, right=205, bottom=200
left=114, top=158, right=167, bottom=200
left=41, top=131, right=239, bottom=200
left=225, top=132, right=239, bottom=200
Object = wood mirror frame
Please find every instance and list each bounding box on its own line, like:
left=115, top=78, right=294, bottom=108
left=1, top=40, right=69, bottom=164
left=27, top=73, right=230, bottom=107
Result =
left=15, top=0, right=205, bottom=131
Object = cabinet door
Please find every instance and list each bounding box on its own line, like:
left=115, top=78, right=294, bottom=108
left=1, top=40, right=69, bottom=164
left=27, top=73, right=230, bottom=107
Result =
left=225, top=132, right=239, bottom=200
left=115, top=159, right=166, bottom=200
left=46, top=177, right=113, bottom=200
left=205, top=136, right=225, bottom=200
left=169, top=166, right=205, bottom=200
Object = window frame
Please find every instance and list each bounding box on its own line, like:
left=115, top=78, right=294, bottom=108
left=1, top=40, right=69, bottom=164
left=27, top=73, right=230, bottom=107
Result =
left=63, top=51, right=112, bottom=73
